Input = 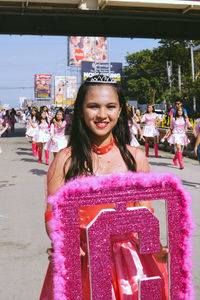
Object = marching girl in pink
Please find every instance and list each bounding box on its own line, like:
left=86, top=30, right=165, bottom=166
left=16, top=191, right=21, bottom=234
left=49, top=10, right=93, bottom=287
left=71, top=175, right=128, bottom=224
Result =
left=44, top=109, right=68, bottom=158
left=128, top=108, right=144, bottom=147
left=26, top=107, right=39, bottom=156
left=141, top=104, right=162, bottom=157
left=34, top=110, right=50, bottom=165
left=167, top=107, right=195, bottom=169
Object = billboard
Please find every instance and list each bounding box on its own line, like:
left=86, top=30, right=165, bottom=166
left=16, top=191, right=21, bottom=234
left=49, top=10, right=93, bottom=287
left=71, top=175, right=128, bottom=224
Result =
left=55, top=76, right=77, bottom=106
left=34, top=74, right=52, bottom=99
left=81, top=62, right=122, bottom=82
left=69, top=36, right=108, bottom=66
left=55, top=76, right=67, bottom=106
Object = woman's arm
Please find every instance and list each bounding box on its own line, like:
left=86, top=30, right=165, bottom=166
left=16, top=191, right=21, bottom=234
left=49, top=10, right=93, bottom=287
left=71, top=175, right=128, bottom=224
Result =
left=45, top=148, right=71, bottom=237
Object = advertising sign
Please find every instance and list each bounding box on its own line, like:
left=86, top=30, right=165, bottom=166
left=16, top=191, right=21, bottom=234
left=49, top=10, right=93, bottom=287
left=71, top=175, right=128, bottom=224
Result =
left=55, top=76, right=67, bottom=106
left=55, top=76, right=77, bottom=106
left=69, top=36, right=108, bottom=66
left=81, top=62, right=122, bottom=82
left=66, top=76, right=77, bottom=105
left=34, top=74, right=52, bottom=99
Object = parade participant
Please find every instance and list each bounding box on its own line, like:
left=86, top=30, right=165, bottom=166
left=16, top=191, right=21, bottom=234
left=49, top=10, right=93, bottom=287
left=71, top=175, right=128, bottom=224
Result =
left=127, top=106, right=144, bottom=147
left=194, top=120, right=200, bottom=164
left=0, top=123, right=9, bottom=153
left=33, top=110, right=50, bottom=164
left=40, top=106, right=54, bottom=122
left=44, top=109, right=67, bottom=157
left=141, top=104, right=163, bottom=157
left=10, top=108, right=17, bottom=132
left=40, top=75, right=168, bottom=300
left=167, top=107, right=195, bottom=169
left=169, top=100, right=188, bottom=124
left=25, top=107, right=38, bottom=156
left=2, top=110, right=11, bottom=136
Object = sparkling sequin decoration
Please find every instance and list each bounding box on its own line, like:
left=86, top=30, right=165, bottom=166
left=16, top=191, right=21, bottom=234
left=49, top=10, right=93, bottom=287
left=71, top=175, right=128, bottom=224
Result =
left=48, top=172, right=195, bottom=300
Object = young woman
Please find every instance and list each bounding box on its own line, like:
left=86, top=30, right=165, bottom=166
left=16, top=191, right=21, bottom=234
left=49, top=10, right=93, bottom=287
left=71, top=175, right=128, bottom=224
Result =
left=40, top=106, right=53, bottom=122
left=2, top=110, right=11, bottom=136
left=141, top=104, right=162, bottom=157
left=40, top=75, right=168, bottom=300
left=33, top=110, right=50, bottom=164
left=44, top=109, right=67, bottom=157
left=167, top=107, right=195, bottom=169
left=127, top=106, right=144, bottom=147
left=26, top=107, right=38, bottom=156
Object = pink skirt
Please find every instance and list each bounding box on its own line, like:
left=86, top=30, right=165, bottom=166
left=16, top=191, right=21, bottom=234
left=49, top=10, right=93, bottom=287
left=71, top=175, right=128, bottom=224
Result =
left=142, top=125, right=159, bottom=137
left=44, top=136, right=68, bottom=152
left=130, top=136, right=140, bottom=147
left=40, top=232, right=168, bottom=300
left=167, top=133, right=190, bottom=146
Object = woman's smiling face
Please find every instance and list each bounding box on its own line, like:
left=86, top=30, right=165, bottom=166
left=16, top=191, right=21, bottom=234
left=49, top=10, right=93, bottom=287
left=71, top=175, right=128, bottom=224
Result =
left=82, top=85, right=121, bottom=139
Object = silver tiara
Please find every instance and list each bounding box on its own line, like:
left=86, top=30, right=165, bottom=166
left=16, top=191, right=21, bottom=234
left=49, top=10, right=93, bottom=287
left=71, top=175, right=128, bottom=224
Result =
left=88, top=75, right=117, bottom=84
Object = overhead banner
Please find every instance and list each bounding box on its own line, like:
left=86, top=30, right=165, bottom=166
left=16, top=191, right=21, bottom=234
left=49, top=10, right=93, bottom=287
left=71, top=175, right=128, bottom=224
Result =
left=81, top=62, right=122, bottom=82
left=34, top=74, right=52, bottom=99
left=68, top=36, right=108, bottom=66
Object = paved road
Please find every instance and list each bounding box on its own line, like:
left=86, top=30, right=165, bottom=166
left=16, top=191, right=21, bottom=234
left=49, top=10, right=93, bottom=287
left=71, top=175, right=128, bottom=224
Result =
left=0, top=124, right=199, bottom=300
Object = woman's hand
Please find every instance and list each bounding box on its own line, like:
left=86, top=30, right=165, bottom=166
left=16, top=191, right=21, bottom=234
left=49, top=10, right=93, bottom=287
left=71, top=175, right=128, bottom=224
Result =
left=46, top=246, right=85, bottom=261
left=153, top=246, right=169, bottom=263
left=194, top=146, right=197, bottom=156
left=46, top=247, right=54, bottom=262
left=140, top=135, right=145, bottom=142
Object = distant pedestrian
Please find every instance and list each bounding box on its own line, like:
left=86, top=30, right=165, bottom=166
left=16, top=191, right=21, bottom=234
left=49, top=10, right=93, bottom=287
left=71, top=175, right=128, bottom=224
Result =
left=26, top=107, right=39, bottom=156
left=33, top=110, right=50, bottom=165
left=167, top=107, right=195, bottom=169
left=44, top=109, right=67, bottom=158
left=141, top=104, right=163, bottom=157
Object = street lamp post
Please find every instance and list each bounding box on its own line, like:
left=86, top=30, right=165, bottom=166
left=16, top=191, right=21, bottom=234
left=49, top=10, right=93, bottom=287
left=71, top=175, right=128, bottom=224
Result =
left=190, top=41, right=196, bottom=112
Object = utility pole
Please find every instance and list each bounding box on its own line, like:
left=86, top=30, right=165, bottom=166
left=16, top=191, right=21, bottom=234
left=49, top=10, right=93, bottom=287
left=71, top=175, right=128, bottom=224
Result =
left=190, top=41, right=196, bottom=112
left=178, top=65, right=181, bottom=93
left=166, top=60, right=172, bottom=96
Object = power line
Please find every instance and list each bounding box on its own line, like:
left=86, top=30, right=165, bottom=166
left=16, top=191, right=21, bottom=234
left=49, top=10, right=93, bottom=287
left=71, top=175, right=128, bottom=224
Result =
left=0, top=87, right=34, bottom=90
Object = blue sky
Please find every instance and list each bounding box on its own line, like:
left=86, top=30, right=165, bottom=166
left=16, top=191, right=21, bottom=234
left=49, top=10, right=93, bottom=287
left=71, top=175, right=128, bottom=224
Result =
left=0, top=35, right=159, bottom=107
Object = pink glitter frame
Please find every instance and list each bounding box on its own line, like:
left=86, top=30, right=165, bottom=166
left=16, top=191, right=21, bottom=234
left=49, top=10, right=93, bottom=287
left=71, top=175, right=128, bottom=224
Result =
left=48, top=172, right=194, bottom=300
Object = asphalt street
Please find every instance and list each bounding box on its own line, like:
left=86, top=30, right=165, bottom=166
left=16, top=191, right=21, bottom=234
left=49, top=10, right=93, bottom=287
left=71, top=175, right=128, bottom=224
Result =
left=0, top=124, right=199, bottom=300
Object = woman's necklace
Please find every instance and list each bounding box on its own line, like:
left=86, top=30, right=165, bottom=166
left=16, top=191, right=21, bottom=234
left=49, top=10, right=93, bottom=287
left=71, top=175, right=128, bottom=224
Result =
left=92, top=137, right=115, bottom=155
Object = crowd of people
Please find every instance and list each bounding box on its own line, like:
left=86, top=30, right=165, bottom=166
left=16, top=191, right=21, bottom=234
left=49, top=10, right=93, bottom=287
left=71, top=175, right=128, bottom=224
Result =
left=1, top=97, right=200, bottom=170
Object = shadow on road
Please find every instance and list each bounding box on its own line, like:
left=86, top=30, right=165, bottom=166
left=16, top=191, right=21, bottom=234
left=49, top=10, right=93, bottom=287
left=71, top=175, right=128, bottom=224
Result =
left=149, top=161, right=174, bottom=168
left=17, top=147, right=32, bottom=151
left=1, top=127, right=26, bottom=138
left=182, top=179, right=200, bottom=188
left=30, top=169, right=47, bottom=176
left=20, top=158, right=37, bottom=163
left=16, top=151, right=33, bottom=156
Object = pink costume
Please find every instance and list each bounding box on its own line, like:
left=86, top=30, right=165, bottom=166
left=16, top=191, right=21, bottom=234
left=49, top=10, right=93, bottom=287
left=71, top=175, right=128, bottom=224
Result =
left=167, top=117, right=192, bottom=146
left=128, top=120, right=140, bottom=147
left=44, top=121, right=68, bottom=152
left=131, top=115, right=139, bottom=135
left=141, top=113, right=161, bottom=137
left=40, top=204, right=168, bottom=300
left=33, top=121, right=50, bottom=144
left=26, top=116, right=38, bottom=138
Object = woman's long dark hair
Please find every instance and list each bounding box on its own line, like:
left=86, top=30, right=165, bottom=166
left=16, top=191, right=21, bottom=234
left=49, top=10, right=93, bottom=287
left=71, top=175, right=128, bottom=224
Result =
left=51, top=109, right=64, bottom=124
left=146, top=104, right=155, bottom=114
left=37, top=110, right=48, bottom=124
left=65, top=75, right=136, bottom=181
left=175, top=108, right=186, bottom=120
